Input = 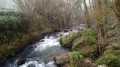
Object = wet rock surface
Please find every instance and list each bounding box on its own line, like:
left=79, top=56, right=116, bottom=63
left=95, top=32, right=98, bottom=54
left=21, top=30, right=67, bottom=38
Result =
left=53, top=53, right=70, bottom=67
left=27, top=64, right=36, bottom=67
left=17, top=58, right=26, bottom=66
left=60, top=32, right=77, bottom=48
left=63, top=30, right=69, bottom=33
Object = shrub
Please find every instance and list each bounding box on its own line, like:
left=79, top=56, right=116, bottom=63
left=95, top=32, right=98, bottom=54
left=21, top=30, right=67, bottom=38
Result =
left=96, top=50, right=120, bottom=67
left=0, top=11, right=22, bottom=16
left=0, top=14, right=22, bottom=44
left=0, top=16, right=21, bottom=31
left=84, top=36, right=96, bottom=45
left=82, top=29, right=97, bottom=36
left=72, top=29, right=97, bottom=51
left=70, top=51, right=84, bottom=67
left=82, top=29, right=97, bottom=45
left=76, top=30, right=84, bottom=36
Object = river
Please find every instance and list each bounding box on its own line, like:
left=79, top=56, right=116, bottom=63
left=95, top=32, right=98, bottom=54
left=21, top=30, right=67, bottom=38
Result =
left=5, top=28, right=79, bottom=67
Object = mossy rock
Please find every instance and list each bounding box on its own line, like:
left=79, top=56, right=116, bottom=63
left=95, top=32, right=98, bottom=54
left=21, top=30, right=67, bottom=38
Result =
left=72, top=29, right=97, bottom=51
left=79, top=45, right=98, bottom=58
left=60, top=32, right=79, bottom=48
left=54, top=53, right=70, bottom=67
left=72, top=37, right=85, bottom=51
left=106, top=43, right=120, bottom=50
left=78, top=58, right=96, bottom=67
left=96, top=50, right=120, bottom=67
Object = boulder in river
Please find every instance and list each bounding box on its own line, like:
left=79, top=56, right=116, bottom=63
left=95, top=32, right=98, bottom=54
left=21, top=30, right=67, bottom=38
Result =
left=27, top=64, right=36, bottom=67
left=69, top=29, right=73, bottom=31
left=72, top=37, right=85, bottom=51
left=40, top=39, right=44, bottom=42
left=53, top=53, right=70, bottom=67
left=17, top=58, right=26, bottom=66
left=60, top=32, right=78, bottom=48
left=63, top=29, right=69, bottom=32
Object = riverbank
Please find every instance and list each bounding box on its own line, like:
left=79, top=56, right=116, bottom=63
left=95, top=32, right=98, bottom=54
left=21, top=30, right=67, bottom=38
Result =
left=0, top=28, right=52, bottom=67
left=55, top=28, right=120, bottom=67
left=0, top=11, right=65, bottom=67
left=4, top=28, right=79, bottom=67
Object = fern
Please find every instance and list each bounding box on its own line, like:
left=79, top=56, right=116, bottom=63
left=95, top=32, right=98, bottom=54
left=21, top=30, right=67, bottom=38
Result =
left=82, top=29, right=97, bottom=45
left=70, top=51, right=84, bottom=67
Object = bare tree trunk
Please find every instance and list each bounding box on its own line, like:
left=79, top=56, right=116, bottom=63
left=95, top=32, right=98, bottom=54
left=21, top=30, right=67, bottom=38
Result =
left=114, top=0, right=120, bottom=26
left=84, top=0, right=91, bottom=28
left=97, top=0, right=107, bottom=46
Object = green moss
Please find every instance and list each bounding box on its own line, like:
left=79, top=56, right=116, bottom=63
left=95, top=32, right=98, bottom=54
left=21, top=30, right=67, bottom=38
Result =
left=72, top=29, right=97, bottom=50
left=60, top=32, right=80, bottom=48
left=60, top=29, right=96, bottom=48
left=96, top=50, right=120, bottom=67
left=70, top=51, right=84, bottom=67
left=72, top=37, right=85, bottom=51
left=79, top=45, right=98, bottom=58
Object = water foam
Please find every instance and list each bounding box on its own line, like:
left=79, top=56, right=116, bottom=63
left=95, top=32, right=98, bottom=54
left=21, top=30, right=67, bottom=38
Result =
left=19, top=61, right=56, bottom=67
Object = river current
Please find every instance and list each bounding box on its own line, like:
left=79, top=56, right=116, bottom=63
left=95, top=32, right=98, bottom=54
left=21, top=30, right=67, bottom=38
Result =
left=5, top=29, right=79, bottom=67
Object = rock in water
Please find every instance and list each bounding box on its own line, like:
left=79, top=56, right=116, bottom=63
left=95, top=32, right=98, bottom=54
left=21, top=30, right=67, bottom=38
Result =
left=17, top=58, right=26, bottom=66
left=69, top=29, right=72, bottom=31
left=60, top=32, right=77, bottom=48
left=27, top=64, right=36, bottom=67
left=53, top=53, right=70, bottom=67
left=40, top=39, right=44, bottom=42
left=63, top=30, right=69, bottom=32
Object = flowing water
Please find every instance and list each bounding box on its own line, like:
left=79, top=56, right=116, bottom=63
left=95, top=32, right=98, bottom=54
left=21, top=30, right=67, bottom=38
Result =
left=5, top=29, right=79, bottom=67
